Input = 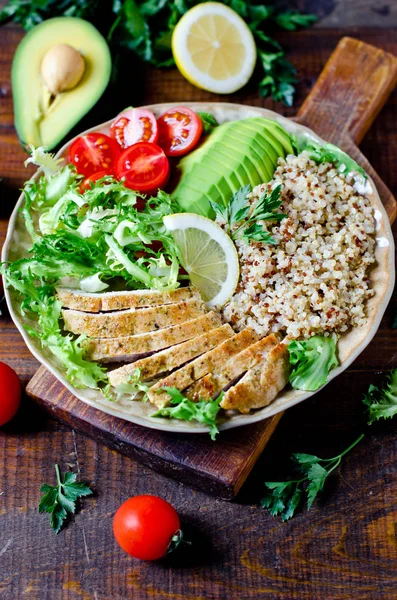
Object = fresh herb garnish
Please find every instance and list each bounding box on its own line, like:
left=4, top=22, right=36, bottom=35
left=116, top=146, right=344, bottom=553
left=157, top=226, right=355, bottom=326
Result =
left=196, top=112, right=219, bottom=134
left=288, top=334, right=338, bottom=392
left=151, top=388, right=224, bottom=440
left=261, top=434, right=364, bottom=521
left=211, top=184, right=286, bottom=245
left=0, top=1, right=316, bottom=105
left=39, top=464, right=93, bottom=534
left=363, top=368, right=397, bottom=424
left=112, top=368, right=150, bottom=401
left=292, top=135, right=367, bottom=179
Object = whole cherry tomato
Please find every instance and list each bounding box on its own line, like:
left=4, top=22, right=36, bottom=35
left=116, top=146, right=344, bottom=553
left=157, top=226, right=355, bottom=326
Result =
left=0, top=362, right=21, bottom=426
left=113, top=495, right=181, bottom=561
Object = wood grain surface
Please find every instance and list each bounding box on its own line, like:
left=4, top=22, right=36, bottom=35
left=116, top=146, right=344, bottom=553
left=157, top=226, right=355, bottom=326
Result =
left=1, top=5, right=397, bottom=599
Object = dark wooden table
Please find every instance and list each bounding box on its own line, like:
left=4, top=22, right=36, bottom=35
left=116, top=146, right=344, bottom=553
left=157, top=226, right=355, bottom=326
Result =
left=1, top=3, right=397, bottom=599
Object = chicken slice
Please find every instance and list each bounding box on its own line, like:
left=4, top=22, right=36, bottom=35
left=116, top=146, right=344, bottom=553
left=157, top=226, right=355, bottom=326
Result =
left=220, top=342, right=290, bottom=413
left=147, top=328, right=258, bottom=407
left=56, top=286, right=200, bottom=313
left=108, top=324, right=234, bottom=385
left=84, top=312, right=222, bottom=362
left=186, top=333, right=279, bottom=401
left=62, top=298, right=206, bottom=338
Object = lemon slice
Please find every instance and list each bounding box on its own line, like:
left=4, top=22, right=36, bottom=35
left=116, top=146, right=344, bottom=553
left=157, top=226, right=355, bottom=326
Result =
left=163, top=213, right=239, bottom=307
left=172, top=2, right=257, bottom=94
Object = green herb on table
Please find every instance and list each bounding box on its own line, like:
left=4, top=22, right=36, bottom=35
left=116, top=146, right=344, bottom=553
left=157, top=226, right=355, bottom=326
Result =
left=0, top=1, right=316, bottom=105
left=288, top=334, right=338, bottom=392
left=211, top=184, right=286, bottom=245
left=151, top=388, right=224, bottom=440
left=292, top=135, right=367, bottom=179
left=39, top=464, right=93, bottom=534
left=363, top=368, right=397, bottom=424
left=261, top=433, right=364, bottom=521
left=196, top=112, right=219, bottom=134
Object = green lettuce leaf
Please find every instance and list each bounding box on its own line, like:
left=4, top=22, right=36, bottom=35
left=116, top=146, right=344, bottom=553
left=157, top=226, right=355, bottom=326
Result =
left=292, top=135, right=367, bottom=179
left=288, top=334, right=338, bottom=391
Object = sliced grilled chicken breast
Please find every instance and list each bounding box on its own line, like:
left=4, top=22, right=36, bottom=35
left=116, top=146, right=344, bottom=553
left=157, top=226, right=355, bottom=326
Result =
left=186, top=333, right=279, bottom=401
left=84, top=312, right=222, bottom=362
left=147, top=328, right=258, bottom=407
left=108, top=324, right=234, bottom=385
left=56, top=286, right=200, bottom=313
left=220, top=342, right=290, bottom=413
left=62, top=298, right=206, bottom=338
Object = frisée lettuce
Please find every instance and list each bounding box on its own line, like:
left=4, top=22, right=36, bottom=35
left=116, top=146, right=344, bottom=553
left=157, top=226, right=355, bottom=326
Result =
left=3, top=148, right=184, bottom=390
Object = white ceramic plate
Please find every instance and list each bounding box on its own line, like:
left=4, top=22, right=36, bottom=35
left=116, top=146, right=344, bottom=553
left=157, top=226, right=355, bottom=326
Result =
left=2, top=102, right=395, bottom=434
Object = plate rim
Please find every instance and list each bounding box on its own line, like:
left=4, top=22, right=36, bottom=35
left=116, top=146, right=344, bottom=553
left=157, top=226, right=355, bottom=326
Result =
left=2, top=101, right=395, bottom=434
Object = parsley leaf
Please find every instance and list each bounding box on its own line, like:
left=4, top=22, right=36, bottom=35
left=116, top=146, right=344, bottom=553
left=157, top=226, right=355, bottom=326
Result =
left=274, top=11, right=317, bottom=31
left=151, top=388, right=224, bottom=440
left=217, top=183, right=286, bottom=246
left=39, top=465, right=92, bottom=534
left=363, top=369, right=397, bottom=424
left=288, top=334, right=339, bottom=392
left=196, top=112, right=219, bottom=134
left=261, top=434, right=364, bottom=520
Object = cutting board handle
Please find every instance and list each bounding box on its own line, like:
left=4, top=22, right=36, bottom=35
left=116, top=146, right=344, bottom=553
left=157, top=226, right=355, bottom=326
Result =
left=296, top=37, right=397, bottom=145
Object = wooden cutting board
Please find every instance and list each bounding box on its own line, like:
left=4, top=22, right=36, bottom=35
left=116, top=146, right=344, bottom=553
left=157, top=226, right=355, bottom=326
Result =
left=26, top=37, right=397, bottom=500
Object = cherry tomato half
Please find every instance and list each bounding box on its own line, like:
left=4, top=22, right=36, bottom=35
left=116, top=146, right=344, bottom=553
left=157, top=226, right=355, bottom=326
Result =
left=157, top=106, right=202, bottom=157
left=80, top=170, right=112, bottom=193
left=68, top=133, right=120, bottom=178
left=0, top=362, right=21, bottom=426
left=110, top=108, right=158, bottom=149
left=115, top=142, right=170, bottom=194
left=113, top=495, right=181, bottom=561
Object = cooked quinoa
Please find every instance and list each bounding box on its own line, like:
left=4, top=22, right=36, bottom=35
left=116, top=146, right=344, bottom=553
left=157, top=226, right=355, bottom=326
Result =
left=221, top=152, right=376, bottom=339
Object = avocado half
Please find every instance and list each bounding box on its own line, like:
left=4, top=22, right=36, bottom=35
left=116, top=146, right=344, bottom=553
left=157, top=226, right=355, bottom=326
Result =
left=12, top=17, right=112, bottom=151
left=172, top=117, right=294, bottom=217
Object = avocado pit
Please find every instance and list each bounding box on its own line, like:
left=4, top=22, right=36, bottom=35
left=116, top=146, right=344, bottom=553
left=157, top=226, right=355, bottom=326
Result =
left=41, top=43, right=85, bottom=96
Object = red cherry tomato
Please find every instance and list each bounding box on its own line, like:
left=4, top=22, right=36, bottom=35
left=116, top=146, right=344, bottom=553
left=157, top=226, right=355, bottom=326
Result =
left=115, top=142, right=170, bottom=194
left=110, top=108, right=158, bottom=149
left=113, top=495, right=181, bottom=561
left=0, top=362, right=21, bottom=426
left=68, top=133, right=120, bottom=177
left=80, top=170, right=112, bottom=193
left=157, top=106, right=202, bottom=157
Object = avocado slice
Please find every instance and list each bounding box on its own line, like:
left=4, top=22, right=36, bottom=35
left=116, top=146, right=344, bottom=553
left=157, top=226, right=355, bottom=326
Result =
left=12, top=17, right=111, bottom=150
left=173, top=117, right=293, bottom=217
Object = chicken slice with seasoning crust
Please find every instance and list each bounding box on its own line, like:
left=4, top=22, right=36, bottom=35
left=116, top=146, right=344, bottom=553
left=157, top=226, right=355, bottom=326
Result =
left=220, top=342, right=290, bottom=413
left=56, top=286, right=200, bottom=313
left=147, top=328, right=258, bottom=407
left=62, top=298, right=206, bottom=338
left=186, top=333, right=279, bottom=401
left=108, top=324, right=234, bottom=385
left=84, top=312, right=222, bottom=362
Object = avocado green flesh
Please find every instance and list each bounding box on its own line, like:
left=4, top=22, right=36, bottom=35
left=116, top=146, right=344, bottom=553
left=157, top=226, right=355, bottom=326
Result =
left=12, top=17, right=111, bottom=150
left=173, top=117, right=293, bottom=217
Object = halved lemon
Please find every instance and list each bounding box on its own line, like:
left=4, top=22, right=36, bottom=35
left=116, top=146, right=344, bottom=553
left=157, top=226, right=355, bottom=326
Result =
left=172, top=2, right=257, bottom=94
left=163, top=213, right=239, bottom=307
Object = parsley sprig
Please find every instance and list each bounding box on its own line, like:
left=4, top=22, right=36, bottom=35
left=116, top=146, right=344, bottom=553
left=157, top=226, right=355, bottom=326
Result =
left=261, top=433, right=365, bottom=521
left=363, top=368, right=397, bottom=424
left=151, top=388, right=224, bottom=440
left=39, top=465, right=93, bottom=534
left=211, top=184, right=286, bottom=245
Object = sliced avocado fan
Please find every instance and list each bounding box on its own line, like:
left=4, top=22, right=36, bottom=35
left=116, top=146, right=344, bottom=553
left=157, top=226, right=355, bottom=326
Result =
left=172, top=117, right=294, bottom=217
left=12, top=17, right=111, bottom=151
